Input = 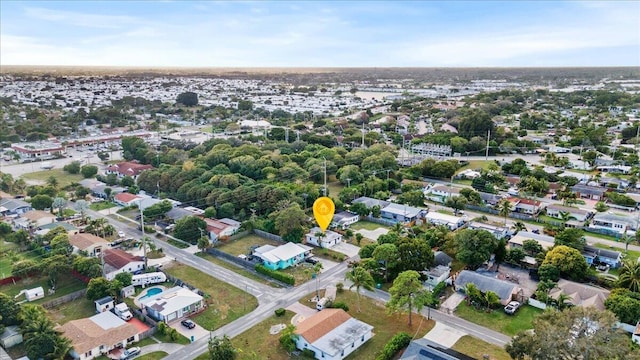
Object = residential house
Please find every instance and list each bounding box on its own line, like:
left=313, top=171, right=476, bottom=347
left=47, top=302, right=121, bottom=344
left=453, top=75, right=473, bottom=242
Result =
left=597, top=176, right=629, bottom=190
left=204, top=218, right=241, bottom=242
left=454, top=270, right=523, bottom=305
left=548, top=279, right=610, bottom=310
left=91, top=185, right=126, bottom=200
left=582, top=245, right=622, bottom=269
left=424, top=212, right=466, bottom=230
left=103, top=249, right=145, bottom=280
left=351, top=197, right=390, bottom=212
left=433, top=251, right=453, bottom=267
left=633, top=322, right=640, bottom=345
left=590, top=213, right=638, bottom=234
left=400, top=338, right=474, bottom=360
left=427, top=185, right=461, bottom=202
left=456, top=169, right=481, bottom=179
left=571, top=184, right=610, bottom=201
left=597, top=165, right=631, bottom=175
left=479, top=192, right=503, bottom=207
left=95, top=296, right=114, bottom=313
left=140, top=286, right=204, bottom=323
left=467, top=221, right=510, bottom=240
left=508, top=231, right=555, bottom=251
left=294, top=309, right=373, bottom=360
left=34, top=222, right=79, bottom=236
left=19, top=210, right=57, bottom=228
left=508, top=197, right=542, bottom=215
left=305, top=227, right=343, bottom=249
left=424, top=265, right=450, bottom=290
left=165, top=207, right=195, bottom=222
left=58, top=311, right=144, bottom=360
left=113, top=193, right=141, bottom=207
left=545, top=204, right=593, bottom=222
left=69, top=233, right=110, bottom=256
left=0, top=198, right=32, bottom=216
left=253, top=242, right=312, bottom=270
left=105, top=161, right=153, bottom=180
left=380, top=203, right=425, bottom=224
left=331, top=211, right=359, bottom=229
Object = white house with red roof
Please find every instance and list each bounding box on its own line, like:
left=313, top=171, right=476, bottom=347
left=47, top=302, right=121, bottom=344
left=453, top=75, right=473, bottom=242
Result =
left=103, top=249, right=145, bottom=280
left=203, top=218, right=241, bottom=242
left=113, top=193, right=142, bottom=207
left=508, top=197, right=542, bottom=215
left=105, top=161, right=153, bottom=180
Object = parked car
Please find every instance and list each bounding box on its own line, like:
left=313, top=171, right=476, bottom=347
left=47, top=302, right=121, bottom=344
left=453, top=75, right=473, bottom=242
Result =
left=118, top=231, right=125, bottom=238
left=120, top=347, right=141, bottom=359
left=181, top=319, right=196, bottom=329
left=504, top=301, right=521, bottom=315
left=305, top=257, right=319, bottom=265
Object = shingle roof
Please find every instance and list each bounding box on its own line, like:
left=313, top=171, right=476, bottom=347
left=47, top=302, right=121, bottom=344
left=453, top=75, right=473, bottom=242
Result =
left=103, top=249, right=143, bottom=269
left=69, top=233, right=109, bottom=250
left=58, top=312, right=140, bottom=355
left=571, top=184, right=607, bottom=196
left=0, top=198, right=30, bottom=211
left=114, top=192, right=140, bottom=203
left=21, top=210, right=56, bottom=222
left=549, top=279, right=610, bottom=310
left=352, top=196, right=390, bottom=209
left=295, top=309, right=352, bottom=343
left=455, top=270, right=520, bottom=302
left=583, top=245, right=621, bottom=261
left=434, top=251, right=453, bottom=267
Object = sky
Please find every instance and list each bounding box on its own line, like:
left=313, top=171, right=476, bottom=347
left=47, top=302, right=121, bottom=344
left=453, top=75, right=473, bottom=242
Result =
left=1, top=1, right=639, bottom=67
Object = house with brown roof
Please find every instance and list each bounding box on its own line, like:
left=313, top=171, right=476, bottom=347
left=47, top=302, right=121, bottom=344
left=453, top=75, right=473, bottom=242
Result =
left=294, top=309, right=373, bottom=360
left=508, top=197, right=542, bottom=215
left=113, top=193, right=141, bottom=207
left=548, top=279, right=610, bottom=310
left=69, top=233, right=110, bottom=257
left=59, top=311, right=144, bottom=360
left=103, top=249, right=145, bottom=280
left=105, top=161, right=153, bottom=180
left=203, top=218, right=241, bottom=242
left=20, top=210, right=57, bottom=227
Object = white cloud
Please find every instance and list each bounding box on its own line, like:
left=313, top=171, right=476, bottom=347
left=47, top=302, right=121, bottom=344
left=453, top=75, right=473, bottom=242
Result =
left=24, top=7, right=140, bottom=29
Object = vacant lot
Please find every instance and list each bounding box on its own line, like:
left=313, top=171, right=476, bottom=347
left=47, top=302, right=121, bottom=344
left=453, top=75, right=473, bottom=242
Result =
left=197, top=252, right=283, bottom=288
left=452, top=335, right=511, bottom=360
left=21, top=168, right=83, bottom=187
left=215, top=234, right=282, bottom=257
left=0, top=273, right=87, bottom=306
left=163, top=263, right=258, bottom=331
left=350, top=221, right=388, bottom=231
left=455, top=302, right=541, bottom=336
left=89, top=201, right=117, bottom=211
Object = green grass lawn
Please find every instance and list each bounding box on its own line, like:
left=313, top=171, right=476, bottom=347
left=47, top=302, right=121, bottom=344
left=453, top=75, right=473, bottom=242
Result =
left=459, top=160, right=495, bottom=172
left=455, top=302, right=541, bottom=336
left=21, top=168, right=83, bottom=187
left=47, top=297, right=95, bottom=324
left=350, top=221, right=389, bottom=231
left=196, top=252, right=283, bottom=288
left=327, top=181, right=344, bottom=198
left=153, top=331, right=191, bottom=345
left=215, top=234, right=282, bottom=257
left=452, top=335, right=511, bottom=360
left=0, top=257, right=14, bottom=279
left=229, top=291, right=434, bottom=360
left=136, top=352, right=168, bottom=360
left=163, top=263, right=258, bottom=331
left=0, top=273, right=87, bottom=306
left=89, top=201, right=118, bottom=211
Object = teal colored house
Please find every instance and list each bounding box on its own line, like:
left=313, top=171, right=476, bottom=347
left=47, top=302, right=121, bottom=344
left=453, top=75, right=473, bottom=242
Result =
left=253, top=242, right=312, bottom=270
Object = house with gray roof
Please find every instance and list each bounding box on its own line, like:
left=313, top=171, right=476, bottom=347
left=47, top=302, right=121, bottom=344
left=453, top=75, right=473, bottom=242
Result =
left=351, top=196, right=390, bottom=210
left=545, top=204, right=593, bottom=222
left=590, top=213, right=638, bottom=234
left=582, top=245, right=622, bottom=269
left=571, top=184, right=609, bottom=201
left=331, top=211, right=359, bottom=229
left=433, top=251, right=453, bottom=267
left=400, top=338, right=474, bottom=360
left=381, top=203, right=425, bottom=224
left=140, top=286, right=204, bottom=323
left=467, top=221, right=510, bottom=239
left=454, top=270, right=523, bottom=305
left=478, top=192, right=504, bottom=206
left=0, top=198, right=32, bottom=216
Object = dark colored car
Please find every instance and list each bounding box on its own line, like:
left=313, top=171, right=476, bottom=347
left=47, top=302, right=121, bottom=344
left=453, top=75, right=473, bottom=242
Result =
left=305, top=257, right=319, bottom=265
left=181, top=319, right=196, bottom=329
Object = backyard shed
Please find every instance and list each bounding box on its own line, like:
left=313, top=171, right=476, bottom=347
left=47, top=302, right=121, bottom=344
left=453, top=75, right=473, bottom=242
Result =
left=25, top=287, right=44, bottom=301
left=0, top=326, right=23, bottom=348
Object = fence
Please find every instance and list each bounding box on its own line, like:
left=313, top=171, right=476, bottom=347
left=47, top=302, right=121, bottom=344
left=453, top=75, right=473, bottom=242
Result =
left=527, top=298, right=548, bottom=310
left=254, top=229, right=284, bottom=242
left=364, top=216, right=397, bottom=227
left=206, top=248, right=255, bottom=270
left=465, top=204, right=562, bottom=225
left=42, top=289, right=87, bottom=309
left=227, top=230, right=250, bottom=242
left=0, top=276, right=21, bottom=286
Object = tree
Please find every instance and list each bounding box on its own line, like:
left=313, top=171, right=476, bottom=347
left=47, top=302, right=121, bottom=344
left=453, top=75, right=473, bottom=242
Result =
left=554, top=228, right=585, bottom=251
left=46, top=176, right=58, bottom=189
left=19, top=304, right=71, bottom=360
left=594, top=201, right=609, bottom=212
left=497, top=199, right=513, bottom=226
left=616, top=260, right=640, bottom=292
left=444, top=196, right=467, bottom=215
left=457, top=108, right=494, bottom=140
left=31, top=194, right=53, bottom=210
left=86, top=277, right=113, bottom=301
left=63, top=161, right=81, bottom=174
left=373, top=243, right=399, bottom=283
left=270, top=203, right=307, bottom=240
left=74, top=200, right=89, bottom=222
left=143, top=199, right=173, bottom=219
left=505, top=307, right=630, bottom=360
left=542, top=245, right=588, bottom=281
left=345, top=266, right=375, bottom=312
left=459, top=188, right=482, bottom=205
left=0, top=293, right=20, bottom=326
left=387, top=270, right=431, bottom=326
left=349, top=202, right=370, bottom=217
left=395, top=237, right=434, bottom=273
left=80, top=164, right=98, bottom=178
left=207, top=335, right=236, bottom=360
left=454, top=229, right=497, bottom=270
left=279, top=324, right=297, bottom=354
left=176, top=91, right=198, bottom=106
left=52, top=197, right=67, bottom=217
left=522, top=239, right=543, bottom=256
left=604, top=288, right=640, bottom=325
left=197, top=236, right=211, bottom=252
left=114, top=272, right=132, bottom=287
left=173, top=216, right=207, bottom=244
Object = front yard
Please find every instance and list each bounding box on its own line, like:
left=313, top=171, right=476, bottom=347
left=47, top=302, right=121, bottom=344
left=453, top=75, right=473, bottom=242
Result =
left=215, top=234, right=282, bottom=257
left=350, top=221, right=389, bottom=231
left=89, top=201, right=118, bottom=211
left=196, top=252, right=283, bottom=288
left=163, top=263, right=258, bottom=330
left=452, top=335, right=511, bottom=360
left=455, top=302, right=541, bottom=336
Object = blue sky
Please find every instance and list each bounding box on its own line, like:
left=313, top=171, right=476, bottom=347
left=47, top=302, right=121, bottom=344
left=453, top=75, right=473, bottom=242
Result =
left=1, top=1, right=639, bottom=67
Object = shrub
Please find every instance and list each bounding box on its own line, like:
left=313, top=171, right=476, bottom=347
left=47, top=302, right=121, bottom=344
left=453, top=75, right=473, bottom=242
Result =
left=328, top=301, right=349, bottom=312
left=301, top=349, right=316, bottom=358
left=255, top=264, right=295, bottom=285
left=336, top=282, right=344, bottom=293
left=275, top=308, right=286, bottom=317
left=376, top=332, right=412, bottom=360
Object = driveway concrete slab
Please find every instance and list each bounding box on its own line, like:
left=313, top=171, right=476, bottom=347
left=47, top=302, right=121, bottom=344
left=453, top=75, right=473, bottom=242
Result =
left=355, top=227, right=389, bottom=241
left=423, top=322, right=468, bottom=348
left=331, top=242, right=360, bottom=258
left=440, top=292, right=465, bottom=314
left=170, top=320, right=208, bottom=343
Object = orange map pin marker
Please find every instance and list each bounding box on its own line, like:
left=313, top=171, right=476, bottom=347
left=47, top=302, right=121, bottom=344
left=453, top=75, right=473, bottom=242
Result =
left=313, top=197, right=335, bottom=232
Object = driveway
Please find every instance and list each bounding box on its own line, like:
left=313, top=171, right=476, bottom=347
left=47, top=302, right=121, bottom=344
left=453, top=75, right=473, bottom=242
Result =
left=139, top=343, right=184, bottom=357
left=331, top=242, right=360, bottom=258
left=170, top=319, right=209, bottom=343
left=440, top=292, right=466, bottom=314
left=423, top=322, right=467, bottom=348
left=286, top=302, right=318, bottom=325
left=355, top=227, right=389, bottom=241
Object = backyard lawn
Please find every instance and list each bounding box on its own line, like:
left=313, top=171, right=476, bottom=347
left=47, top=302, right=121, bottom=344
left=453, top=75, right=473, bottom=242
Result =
left=89, top=201, right=118, bottom=211
left=455, top=302, right=541, bottom=336
left=350, top=221, right=389, bottom=231
left=136, top=352, right=168, bottom=360
left=452, top=335, right=511, bottom=360
left=47, top=297, right=95, bottom=324
left=0, top=273, right=87, bottom=306
left=163, top=263, right=258, bottom=331
left=21, top=168, right=83, bottom=187
left=215, top=234, right=281, bottom=257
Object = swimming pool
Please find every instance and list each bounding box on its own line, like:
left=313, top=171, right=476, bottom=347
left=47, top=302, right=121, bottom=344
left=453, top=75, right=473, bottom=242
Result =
left=140, top=287, right=163, bottom=299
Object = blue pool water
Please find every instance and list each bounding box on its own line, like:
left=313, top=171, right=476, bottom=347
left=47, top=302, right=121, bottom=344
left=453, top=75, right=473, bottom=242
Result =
left=140, top=287, right=163, bottom=299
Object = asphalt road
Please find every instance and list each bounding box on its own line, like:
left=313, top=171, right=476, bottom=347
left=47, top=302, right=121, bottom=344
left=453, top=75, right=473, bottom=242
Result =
left=0, top=148, right=122, bottom=178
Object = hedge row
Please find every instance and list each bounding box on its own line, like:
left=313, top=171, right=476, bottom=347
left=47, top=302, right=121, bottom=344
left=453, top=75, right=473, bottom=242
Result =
left=255, top=264, right=295, bottom=285
left=376, top=332, right=412, bottom=360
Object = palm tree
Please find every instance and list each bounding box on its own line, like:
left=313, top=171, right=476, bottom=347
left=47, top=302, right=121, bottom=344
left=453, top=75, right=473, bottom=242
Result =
left=621, top=233, right=634, bottom=252
left=345, top=266, right=375, bottom=312
left=74, top=200, right=89, bottom=223
left=512, top=221, right=527, bottom=233
left=617, top=260, right=640, bottom=292
left=497, top=199, right=513, bottom=226
left=558, top=211, right=575, bottom=223
left=554, top=293, right=572, bottom=310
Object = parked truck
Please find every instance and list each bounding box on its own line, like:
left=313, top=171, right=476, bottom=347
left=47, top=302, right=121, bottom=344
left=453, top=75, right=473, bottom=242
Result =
left=113, top=303, right=133, bottom=321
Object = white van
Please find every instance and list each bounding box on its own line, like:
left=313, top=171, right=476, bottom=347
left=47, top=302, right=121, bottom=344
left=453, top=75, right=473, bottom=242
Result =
left=316, top=297, right=328, bottom=311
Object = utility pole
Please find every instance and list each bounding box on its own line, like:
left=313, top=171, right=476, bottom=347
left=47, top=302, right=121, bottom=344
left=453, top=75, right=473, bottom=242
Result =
left=285, top=127, right=289, bottom=143
left=139, top=205, right=147, bottom=269
left=361, top=123, right=365, bottom=148
left=323, top=157, right=327, bottom=196
left=346, top=178, right=351, bottom=188
left=485, top=129, right=491, bottom=161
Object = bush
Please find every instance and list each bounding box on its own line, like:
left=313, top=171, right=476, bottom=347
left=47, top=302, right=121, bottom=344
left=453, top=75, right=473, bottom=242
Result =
left=376, top=332, right=412, bottom=360
left=301, top=349, right=316, bottom=358
left=275, top=308, right=286, bottom=317
left=255, top=264, right=295, bottom=285
left=336, top=282, right=344, bottom=293
left=328, top=301, right=349, bottom=312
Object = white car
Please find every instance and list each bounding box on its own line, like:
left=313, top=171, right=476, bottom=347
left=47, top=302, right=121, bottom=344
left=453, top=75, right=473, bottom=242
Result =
left=504, top=301, right=521, bottom=315
left=118, top=231, right=126, bottom=238
left=120, top=347, right=141, bottom=359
